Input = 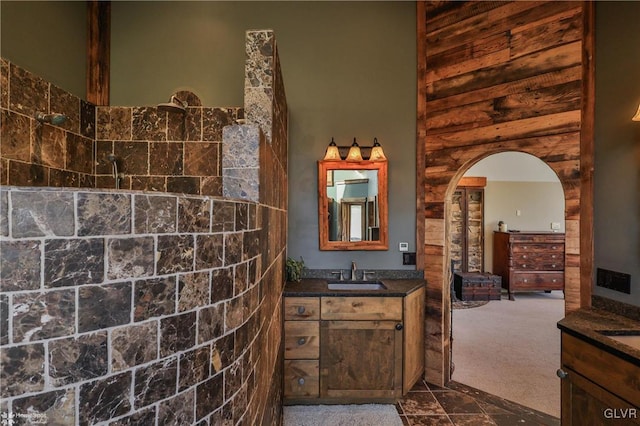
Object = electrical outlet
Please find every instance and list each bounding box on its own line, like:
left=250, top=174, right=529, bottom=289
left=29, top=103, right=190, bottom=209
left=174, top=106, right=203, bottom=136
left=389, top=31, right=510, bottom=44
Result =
left=596, top=268, right=631, bottom=294
left=399, top=242, right=409, bottom=252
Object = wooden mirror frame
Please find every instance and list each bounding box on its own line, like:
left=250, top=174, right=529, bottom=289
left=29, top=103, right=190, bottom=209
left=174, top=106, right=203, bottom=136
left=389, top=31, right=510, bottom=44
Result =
left=318, top=160, right=388, bottom=250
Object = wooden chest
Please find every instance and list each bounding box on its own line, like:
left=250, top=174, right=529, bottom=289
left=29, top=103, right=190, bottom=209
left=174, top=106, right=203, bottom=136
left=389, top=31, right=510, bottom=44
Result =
left=453, top=272, right=502, bottom=301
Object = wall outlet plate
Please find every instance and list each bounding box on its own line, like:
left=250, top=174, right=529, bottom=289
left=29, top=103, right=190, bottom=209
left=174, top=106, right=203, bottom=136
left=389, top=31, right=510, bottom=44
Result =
left=399, top=242, right=409, bottom=252
left=551, top=222, right=561, bottom=230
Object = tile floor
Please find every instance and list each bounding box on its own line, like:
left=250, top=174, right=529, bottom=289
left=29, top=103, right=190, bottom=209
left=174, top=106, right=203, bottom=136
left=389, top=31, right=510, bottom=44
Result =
left=396, top=380, right=560, bottom=425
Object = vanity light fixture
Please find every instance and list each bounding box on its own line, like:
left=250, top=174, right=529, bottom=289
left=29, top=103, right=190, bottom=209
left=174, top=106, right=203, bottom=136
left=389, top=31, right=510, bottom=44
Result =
left=633, top=103, right=640, bottom=121
left=345, top=138, right=363, bottom=162
left=369, top=137, right=387, bottom=162
left=323, top=137, right=342, bottom=160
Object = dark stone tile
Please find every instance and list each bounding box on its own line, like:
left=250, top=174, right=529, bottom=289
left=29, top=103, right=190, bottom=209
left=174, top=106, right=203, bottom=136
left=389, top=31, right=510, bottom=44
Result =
left=114, top=141, right=148, bottom=174
left=79, top=371, right=132, bottom=425
left=178, top=271, right=210, bottom=312
left=134, top=277, right=176, bottom=321
left=196, top=374, right=224, bottom=421
left=45, top=238, right=104, bottom=287
left=9, top=63, right=48, bottom=117
left=130, top=176, right=167, bottom=193
left=1, top=240, right=41, bottom=291
left=78, top=282, right=131, bottom=333
left=197, top=304, right=224, bottom=344
left=212, top=334, right=234, bottom=373
left=49, top=168, right=81, bottom=188
left=450, top=414, right=496, bottom=425
left=178, top=197, right=211, bottom=233
left=149, top=141, right=183, bottom=175
left=167, top=176, right=200, bottom=195
left=225, top=296, right=244, bottom=331
left=66, top=133, right=94, bottom=174
left=111, top=321, right=158, bottom=372
left=35, top=125, right=66, bottom=168
left=49, top=331, right=108, bottom=386
left=80, top=99, right=96, bottom=139
left=224, top=232, right=243, bottom=266
left=234, top=263, right=248, bottom=296
left=50, top=83, right=80, bottom=134
left=10, top=190, right=74, bottom=238
left=157, top=235, right=194, bottom=274
left=160, top=312, right=196, bottom=357
left=202, top=108, right=233, bottom=142
left=211, top=267, right=234, bottom=304
left=401, top=390, right=447, bottom=415
left=224, top=359, right=243, bottom=400
left=166, top=110, right=186, bottom=142
left=77, top=192, right=131, bottom=236
left=0, top=294, right=8, bottom=345
left=184, top=142, right=219, bottom=176
left=200, top=176, right=222, bottom=196
left=106, top=237, right=155, bottom=280
left=0, top=110, right=30, bottom=161
left=12, top=289, right=75, bottom=342
left=179, top=346, right=210, bottom=391
left=195, top=234, right=223, bottom=270
left=96, top=106, right=131, bottom=141
left=12, top=388, right=75, bottom=425
left=134, top=194, right=177, bottom=234
left=78, top=172, right=95, bottom=189
left=134, top=357, right=178, bottom=408
left=132, top=107, right=165, bottom=141
left=158, top=389, right=195, bottom=426
left=183, top=107, right=202, bottom=142
left=0, top=58, right=8, bottom=109
left=433, top=391, right=484, bottom=415
left=243, top=229, right=260, bottom=261
left=0, top=190, right=8, bottom=236
left=7, top=160, right=48, bottom=187
left=109, top=407, right=156, bottom=426
left=490, top=413, right=559, bottom=426
left=404, top=415, right=452, bottom=425
left=235, top=203, right=248, bottom=231
left=0, top=343, right=45, bottom=397
left=212, top=200, right=235, bottom=232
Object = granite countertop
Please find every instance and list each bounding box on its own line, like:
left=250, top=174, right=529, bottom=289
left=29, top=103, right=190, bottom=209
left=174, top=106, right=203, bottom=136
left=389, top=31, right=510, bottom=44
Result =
left=557, top=307, right=640, bottom=366
left=284, top=278, right=425, bottom=297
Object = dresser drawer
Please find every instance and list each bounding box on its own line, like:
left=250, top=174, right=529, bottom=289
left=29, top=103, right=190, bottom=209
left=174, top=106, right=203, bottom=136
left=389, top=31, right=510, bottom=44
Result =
left=511, top=272, right=564, bottom=289
left=509, top=234, right=565, bottom=244
left=512, top=254, right=564, bottom=270
left=284, top=297, right=320, bottom=320
left=284, top=321, right=320, bottom=359
left=321, top=297, right=403, bottom=321
left=511, top=243, right=564, bottom=253
left=284, top=360, right=319, bottom=398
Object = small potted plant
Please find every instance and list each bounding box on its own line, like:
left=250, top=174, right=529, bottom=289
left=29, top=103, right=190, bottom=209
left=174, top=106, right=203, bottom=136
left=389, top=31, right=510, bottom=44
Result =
left=286, top=256, right=305, bottom=282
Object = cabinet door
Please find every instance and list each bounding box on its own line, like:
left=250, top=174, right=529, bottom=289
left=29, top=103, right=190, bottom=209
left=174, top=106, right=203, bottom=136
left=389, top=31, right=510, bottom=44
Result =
left=320, top=320, right=402, bottom=400
left=403, top=287, right=425, bottom=394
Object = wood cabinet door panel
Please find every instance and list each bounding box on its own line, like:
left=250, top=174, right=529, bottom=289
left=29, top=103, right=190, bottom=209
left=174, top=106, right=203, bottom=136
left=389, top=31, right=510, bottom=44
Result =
left=284, top=360, right=319, bottom=398
left=284, top=321, right=319, bottom=359
left=284, top=297, right=320, bottom=320
left=403, top=287, right=425, bottom=394
left=321, top=297, right=402, bottom=320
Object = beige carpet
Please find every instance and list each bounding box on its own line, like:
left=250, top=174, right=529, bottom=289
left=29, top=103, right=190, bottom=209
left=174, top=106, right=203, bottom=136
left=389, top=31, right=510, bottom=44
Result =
left=451, top=291, right=564, bottom=418
left=283, top=404, right=403, bottom=426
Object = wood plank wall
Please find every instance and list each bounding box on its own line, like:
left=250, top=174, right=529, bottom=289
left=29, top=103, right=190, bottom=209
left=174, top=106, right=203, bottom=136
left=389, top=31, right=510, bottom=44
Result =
left=418, top=0, right=593, bottom=385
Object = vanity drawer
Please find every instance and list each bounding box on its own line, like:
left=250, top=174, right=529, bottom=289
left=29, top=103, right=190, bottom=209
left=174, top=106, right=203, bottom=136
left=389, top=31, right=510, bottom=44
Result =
left=284, top=321, right=320, bottom=359
left=321, top=297, right=402, bottom=321
left=284, top=360, right=319, bottom=398
left=284, top=297, right=320, bottom=320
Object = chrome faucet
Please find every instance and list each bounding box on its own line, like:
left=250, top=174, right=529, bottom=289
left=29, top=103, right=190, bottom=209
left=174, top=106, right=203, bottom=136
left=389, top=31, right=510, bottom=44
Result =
left=351, top=261, right=357, bottom=280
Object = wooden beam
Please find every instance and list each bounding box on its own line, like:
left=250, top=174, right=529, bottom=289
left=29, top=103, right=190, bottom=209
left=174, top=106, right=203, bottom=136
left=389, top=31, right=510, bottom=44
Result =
left=87, top=1, right=110, bottom=106
left=457, top=176, right=486, bottom=188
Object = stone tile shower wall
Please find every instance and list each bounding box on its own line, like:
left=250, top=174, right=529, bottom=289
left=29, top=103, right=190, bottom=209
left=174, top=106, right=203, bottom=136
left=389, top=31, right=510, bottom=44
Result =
left=0, top=30, right=287, bottom=426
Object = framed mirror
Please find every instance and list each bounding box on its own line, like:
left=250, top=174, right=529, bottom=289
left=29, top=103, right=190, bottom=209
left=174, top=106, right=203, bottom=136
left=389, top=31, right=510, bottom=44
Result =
left=318, top=160, right=388, bottom=250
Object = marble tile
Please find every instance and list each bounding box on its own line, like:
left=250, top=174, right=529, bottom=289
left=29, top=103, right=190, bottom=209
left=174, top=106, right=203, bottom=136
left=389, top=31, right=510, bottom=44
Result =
left=166, top=110, right=186, bottom=142
left=211, top=267, right=233, bottom=303
left=49, top=331, right=108, bottom=386
left=195, top=374, right=224, bottom=421
left=134, top=277, right=176, bottom=321
left=224, top=359, right=243, bottom=400
left=12, top=388, right=75, bottom=426
left=167, top=176, right=200, bottom=195
left=149, top=141, right=183, bottom=175
left=132, top=107, right=165, bottom=141
left=222, top=168, right=259, bottom=202
left=77, top=192, right=131, bottom=236
left=35, top=125, right=66, bottom=169
left=178, top=272, right=210, bottom=312
left=111, top=321, right=158, bottom=372
left=0, top=58, right=8, bottom=109
left=44, top=238, right=104, bottom=287
left=134, top=194, right=177, bottom=234
left=178, top=197, right=211, bottom=233
left=195, top=234, right=224, bottom=270
left=404, top=415, right=452, bottom=425
left=243, top=229, right=260, bottom=261
left=0, top=240, right=41, bottom=291
left=0, top=189, right=8, bottom=236
left=130, top=176, right=167, bottom=193
left=224, top=232, right=243, bottom=266
left=197, top=304, right=224, bottom=344
left=80, top=99, right=96, bottom=139
left=67, top=134, right=94, bottom=174
left=12, top=289, right=75, bottom=342
left=184, top=142, right=219, bottom=177
left=10, top=190, right=75, bottom=238
left=50, top=84, right=80, bottom=135
left=183, top=107, right=202, bottom=142
left=433, top=391, right=484, bottom=415
left=96, top=107, right=131, bottom=141
left=0, top=343, right=45, bottom=397
left=7, top=160, right=48, bottom=187
left=200, top=176, right=222, bottom=197
left=212, top=200, right=235, bottom=232
left=0, top=294, right=8, bottom=345
left=79, top=371, right=132, bottom=425
left=234, top=263, right=249, bottom=295
left=401, top=390, right=448, bottom=416
left=107, top=237, right=155, bottom=280
left=160, top=312, right=196, bottom=357
left=222, top=124, right=260, bottom=169
left=158, top=389, right=195, bottom=426
left=157, top=235, right=195, bottom=274
left=9, top=63, right=48, bottom=117
left=225, top=296, right=244, bottom=331
left=134, top=357, right=178, bottom=408
left=78, top=282, right=131, bottom=333
left=179, top=346, right=210, bottom=391
left=202, top=107, right=234, bottom=142
left=109, top=407, right=156, bottom=426
left=49, top=168, right=81, bottom=188
left=0, top=110, right=30, bottom=161
left=449, top=414, right=495, bottom=425
left=211, top=333, right=235, bottom=373
left=114, top=141, right=149, bottom=175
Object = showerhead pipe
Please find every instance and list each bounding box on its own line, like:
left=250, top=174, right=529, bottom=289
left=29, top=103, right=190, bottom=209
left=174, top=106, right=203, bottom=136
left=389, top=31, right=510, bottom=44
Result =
left=35, top=112, right=68, bottom=125
left=157, top=95, right=188, bottom=113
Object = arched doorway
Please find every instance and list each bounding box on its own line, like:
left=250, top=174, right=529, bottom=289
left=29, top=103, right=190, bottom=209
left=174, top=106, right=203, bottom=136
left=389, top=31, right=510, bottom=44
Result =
left=448, top=151, right=565, bottom=417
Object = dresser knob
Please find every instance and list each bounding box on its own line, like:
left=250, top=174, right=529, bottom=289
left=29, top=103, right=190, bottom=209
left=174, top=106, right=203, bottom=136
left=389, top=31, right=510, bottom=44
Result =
left=556, top=369, right=568, bottom=379
left=552, top=264, right=556, bottom=268
left=298, top=378, right=305, bottom=385
left=298, top=338, right=306, bottom=346
left=297, top=306, right=305, bottom=314
left=523, top=279, right=528, bottom=283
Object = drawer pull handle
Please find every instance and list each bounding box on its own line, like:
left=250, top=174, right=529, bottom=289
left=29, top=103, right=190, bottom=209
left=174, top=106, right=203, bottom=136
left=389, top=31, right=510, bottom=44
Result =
left=556, top=369, right=568, bottom=379
left=298, top=378, right=305, bottom=385
left=395, top=323, right=403, bottom=331
left=552, top=279, right=557, bottom=283
left=523, top=279, right=528, bottom=283
left=552, top=264, right=556, bottom=268
left=297, top=306, right=305, bottom=314
left=298, top=338, right=306, bottom=346
left=522, top=255, right=527, bottom=259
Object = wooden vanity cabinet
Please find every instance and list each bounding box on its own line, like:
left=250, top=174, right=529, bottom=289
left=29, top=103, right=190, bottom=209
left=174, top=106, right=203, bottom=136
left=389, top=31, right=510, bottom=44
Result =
left=283, top=287, right=425, bottom=404
left=559, top=333, right=640, bottom=425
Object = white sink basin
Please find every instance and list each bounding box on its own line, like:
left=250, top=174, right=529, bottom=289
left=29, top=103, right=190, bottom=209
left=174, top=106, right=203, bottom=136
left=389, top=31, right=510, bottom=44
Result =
left=327, top=281, right=387, bottom=291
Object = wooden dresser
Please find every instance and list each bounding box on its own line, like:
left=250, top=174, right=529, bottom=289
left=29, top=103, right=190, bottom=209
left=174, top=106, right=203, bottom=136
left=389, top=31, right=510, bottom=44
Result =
left=492, top=231, right=564, bottom=300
